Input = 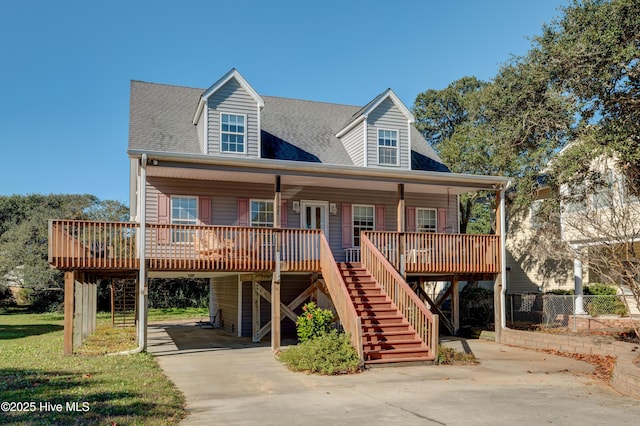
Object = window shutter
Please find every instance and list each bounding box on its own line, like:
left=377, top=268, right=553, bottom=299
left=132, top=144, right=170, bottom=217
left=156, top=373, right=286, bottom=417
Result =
left=437, top=208, right=447, bottom=233
left=280, top=200, right=288, bottom=228
left=406, top=207, right=416, bottom=232
left=341, top=203, right=352, bottom=248
left=237, top=198, right=249, bottom=227
left=198, top=196, right=212, bottom=225
left=375, top=205, right=385, bottom=231
left=157, top=194, right=170, bottom=245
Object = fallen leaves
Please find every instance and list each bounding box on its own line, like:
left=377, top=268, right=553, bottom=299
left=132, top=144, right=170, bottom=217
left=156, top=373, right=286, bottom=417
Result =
left=542, top=349, right=616, bottom=382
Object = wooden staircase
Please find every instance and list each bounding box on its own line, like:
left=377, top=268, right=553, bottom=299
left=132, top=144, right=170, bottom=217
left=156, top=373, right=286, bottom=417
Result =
left=339, top=262, right=434, bottom=365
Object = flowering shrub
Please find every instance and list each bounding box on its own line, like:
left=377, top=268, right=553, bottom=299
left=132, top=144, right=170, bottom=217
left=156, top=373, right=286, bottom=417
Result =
left=295, top=302, right=334, bottom=342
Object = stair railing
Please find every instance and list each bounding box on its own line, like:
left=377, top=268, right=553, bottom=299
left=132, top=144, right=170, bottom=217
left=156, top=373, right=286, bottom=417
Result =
left=361, top=233, right=439, bottom=356
left=319, top=233, right=363, bottom=360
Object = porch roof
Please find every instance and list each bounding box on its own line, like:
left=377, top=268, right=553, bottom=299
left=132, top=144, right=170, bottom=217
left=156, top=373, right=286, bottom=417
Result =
left=129, top=149, right=510, bottom=195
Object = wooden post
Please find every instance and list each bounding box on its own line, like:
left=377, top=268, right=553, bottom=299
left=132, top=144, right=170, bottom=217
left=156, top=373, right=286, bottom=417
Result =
left=271, top=255, right=281, bottom=351
left=73, top=272, right=83, bottom=348
left=452, top=276, right=459, bottom=335
left=252, top=280, right=261, bottom=342
left=397, top=184, right=405, bottom=232
left=274, top=175, right=282, bottom=229
left=64, top=271, right=76, bottom=355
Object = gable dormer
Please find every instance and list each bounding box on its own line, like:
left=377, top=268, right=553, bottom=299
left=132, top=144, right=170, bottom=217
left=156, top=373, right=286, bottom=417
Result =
left=336, top=89, right=414, bottom=169
left=193, top=69, right=264, bottom=158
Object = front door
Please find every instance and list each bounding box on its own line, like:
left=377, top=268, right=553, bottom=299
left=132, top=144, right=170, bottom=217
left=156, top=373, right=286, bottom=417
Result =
left=301, top=201, right=329, bottom=237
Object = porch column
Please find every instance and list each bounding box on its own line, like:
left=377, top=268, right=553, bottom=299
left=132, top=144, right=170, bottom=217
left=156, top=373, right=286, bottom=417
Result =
left=274, top=175, right=281, bottom=228
left=573, top=255, right=586, bottom=314
left=138, top=154, right=148, bottom=351
left=397, top=184, right=405, bottom=232
left=494, top=188, right=507, bottom=342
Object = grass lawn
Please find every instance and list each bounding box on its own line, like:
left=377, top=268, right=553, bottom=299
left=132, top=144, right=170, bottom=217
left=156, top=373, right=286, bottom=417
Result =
left=0, top=308, right=205, bottom=425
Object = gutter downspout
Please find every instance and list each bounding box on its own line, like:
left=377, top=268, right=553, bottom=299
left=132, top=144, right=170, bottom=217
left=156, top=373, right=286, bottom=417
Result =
left=110, top=154, right=147, bottom=356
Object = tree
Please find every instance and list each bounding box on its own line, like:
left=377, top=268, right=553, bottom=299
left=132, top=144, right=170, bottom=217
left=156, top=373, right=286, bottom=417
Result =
left=413, top=57, right=575, bottom=232
left=0, top=194, right=128, bottom=311
left=535, top=0, right=640, bottom=182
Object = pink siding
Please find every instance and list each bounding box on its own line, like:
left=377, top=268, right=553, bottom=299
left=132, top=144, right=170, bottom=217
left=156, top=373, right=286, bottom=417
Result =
left=406, top=206, right=416, bottom=232
left=157, top=194, right=170, bottom=244
left=437, top=208, right=447, bottom=233
left=375, top=205, right=385, bottom=231
left=237, top=198, right=249, bottom=226
left=198, top=196, right=212, bottom=225
left=281, top=200, right=288, bottom=228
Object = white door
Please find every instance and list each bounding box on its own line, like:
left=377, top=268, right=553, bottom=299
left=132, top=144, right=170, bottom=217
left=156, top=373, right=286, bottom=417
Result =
left=301, top=201, right=329, bottom=237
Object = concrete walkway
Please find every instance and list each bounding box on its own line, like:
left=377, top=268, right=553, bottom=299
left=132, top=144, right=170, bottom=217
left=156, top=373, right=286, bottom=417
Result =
left=148, top=321, right=640, bottom=425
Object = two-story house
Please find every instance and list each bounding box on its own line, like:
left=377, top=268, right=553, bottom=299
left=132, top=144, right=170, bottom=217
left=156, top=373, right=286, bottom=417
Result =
left=49, top=69, right=510, bottom=364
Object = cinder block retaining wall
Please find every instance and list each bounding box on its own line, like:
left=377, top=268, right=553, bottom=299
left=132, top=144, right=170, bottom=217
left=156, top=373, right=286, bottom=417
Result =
left=500, top=328, right=640, bottom=399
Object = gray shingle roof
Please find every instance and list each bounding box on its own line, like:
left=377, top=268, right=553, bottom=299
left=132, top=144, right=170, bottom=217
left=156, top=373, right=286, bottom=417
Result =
left=129, top=80, right=449, bottom=172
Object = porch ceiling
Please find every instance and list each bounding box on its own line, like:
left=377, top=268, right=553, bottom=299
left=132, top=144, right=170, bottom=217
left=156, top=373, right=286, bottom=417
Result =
left=146, top=163, right=503, bottom=195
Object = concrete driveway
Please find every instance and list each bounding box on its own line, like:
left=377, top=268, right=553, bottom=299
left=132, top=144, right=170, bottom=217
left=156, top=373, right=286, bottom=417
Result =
left=148, top=321, right=640, bottom=425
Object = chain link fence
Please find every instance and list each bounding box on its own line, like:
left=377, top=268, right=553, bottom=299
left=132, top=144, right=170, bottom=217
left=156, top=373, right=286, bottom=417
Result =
left=506, top=293, right=630, bottom=331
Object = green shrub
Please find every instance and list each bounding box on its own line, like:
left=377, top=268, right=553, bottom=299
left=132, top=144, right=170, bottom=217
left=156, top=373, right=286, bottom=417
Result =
left=584, top=283, right=627, bottom=317
left=278, top=330, right=362, bottom=375
left=295, top=302, right=334, bottom=342
left=584, top=283, right=617, bottom=296
left=545, top=289, right=574, bottom=295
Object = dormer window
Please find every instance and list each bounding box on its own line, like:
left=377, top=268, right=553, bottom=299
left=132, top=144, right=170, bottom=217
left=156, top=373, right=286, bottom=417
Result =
left=221, top=113, right=246, bottom=153
left=378, top=129, right=398, bottom=166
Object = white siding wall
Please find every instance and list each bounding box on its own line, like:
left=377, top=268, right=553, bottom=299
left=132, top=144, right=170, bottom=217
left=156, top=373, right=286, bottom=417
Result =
left=506, top=208, right=573, bottom=293
left=340, top=121, right=365, bottom=166
left=207, top=78, right=259, bottom=158
left=366, top=98, right=410, bottom=169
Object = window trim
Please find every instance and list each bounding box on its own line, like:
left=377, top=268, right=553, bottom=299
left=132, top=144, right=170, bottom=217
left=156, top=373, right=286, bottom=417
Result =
left=249, top=199, right=274, bottom=228
left=219, top=112, right=247, bottom=154
left=416, top=207, right=437, bottom=233
left=376, top=128, right=399, bottom=167
left=170, top=195, right=198, bottom=243
left=352, top=204, right=375, bottom=247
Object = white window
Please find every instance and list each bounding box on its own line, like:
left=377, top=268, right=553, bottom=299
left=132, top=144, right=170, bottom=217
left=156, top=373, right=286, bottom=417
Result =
left=591, top=170, right=615, bottom=209
left=353, top=205, right=374, bottom=247
left=250, top=200, right=274, bottom=228
left=416, top=208, right=437, bottom=233
left=529, top=200, right=543, bottom=230
left=378, top=129, right=398, bottom=166
left=220, top=113, right=246, bottom=153
left=171, top=196, right=197, bottom=243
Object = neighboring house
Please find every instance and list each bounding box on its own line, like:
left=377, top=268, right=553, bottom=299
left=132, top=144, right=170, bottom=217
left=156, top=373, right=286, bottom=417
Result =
left=506, top=148, right=640, bottom=313
left=48, top=69, right=510, bottom=363
left=506, top=189, right=574, bottom=294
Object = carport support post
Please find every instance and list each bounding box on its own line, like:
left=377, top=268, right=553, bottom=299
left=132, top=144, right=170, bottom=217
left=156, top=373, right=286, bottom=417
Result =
left=494, top=189, right=506, bottom=343
left=63, top=270, right=76, bottom=355
left=272, top=175, right=282, bottom=351
left=452, top=276, right=460, bottom=335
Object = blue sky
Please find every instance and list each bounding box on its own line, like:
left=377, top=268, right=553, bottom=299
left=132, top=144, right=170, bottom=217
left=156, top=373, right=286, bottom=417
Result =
left=0, top=0, right=568, bottom=205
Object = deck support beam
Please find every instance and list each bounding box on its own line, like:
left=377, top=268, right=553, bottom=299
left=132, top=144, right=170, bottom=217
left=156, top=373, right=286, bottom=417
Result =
left=64, top=271, right=76, bottom=355
left=451, top=276, right=459, bottom=335
left=271, top=253, right=281, bottom=351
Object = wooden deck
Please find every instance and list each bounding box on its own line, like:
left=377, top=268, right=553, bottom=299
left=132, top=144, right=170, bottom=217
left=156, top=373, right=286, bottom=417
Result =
left=48, top=220, right=500, bottom=274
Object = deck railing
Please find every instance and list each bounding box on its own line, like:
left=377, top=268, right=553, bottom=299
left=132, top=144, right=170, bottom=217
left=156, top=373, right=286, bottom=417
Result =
left=361, top=233, right=438, bottom=356
left=319, top=233, right=363, bottom=360
left=48, top=220, right=139, bottom=270
left=364, top=231, right=500, bottom=274
left=49, top=220, right=322, bottom=272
